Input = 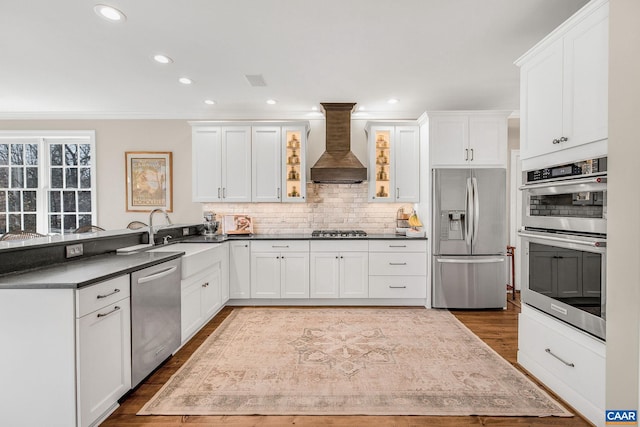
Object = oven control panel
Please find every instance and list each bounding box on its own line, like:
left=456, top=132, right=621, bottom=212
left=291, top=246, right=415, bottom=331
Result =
left=527, top=157, right=607, bottom=182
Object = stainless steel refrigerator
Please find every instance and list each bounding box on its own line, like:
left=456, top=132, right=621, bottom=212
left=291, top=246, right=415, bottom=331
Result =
left=432, top=168, right=507, bottom=309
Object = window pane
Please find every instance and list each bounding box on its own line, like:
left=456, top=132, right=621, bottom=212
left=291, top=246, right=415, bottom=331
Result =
left=80, top=144, right=91, bottom=166
left=63, top=191, right=76, bottom=212
left=51, top=168, right=63, bottom=188
left=49, top=214, right=61, bottom=234
left=11, top=144, right=23, bottom=165
left=63, top=214, right=77, bottom=232
left=26, top=167, right=38, bottom=188
left=8, top=191, right=20, bottom=212
left=23, top=214, right=36, bottom=232
left=11, top=167, right=24, bottom=188
left=9, top=214, right=21, bottom=231
left=0, top=191, right=5, bottom=210
left=23, top=191, right=36, bottom=212
left=80, top=168, right=91, bottom=188
left=0, top=167, right=8, bottom=188
left=0, top=214, right=6, bottom=234
left=79, top=214, right=92, bottom=227
left=25, top=144, right=38, bottom=165
left=50, top=144, right=63, bottom=166
left=78, top=191, right=91, bottom=212
left=65, top=167, right=78, bottom=188
left=65, top=144, right=78, bottom=166
left=0, top=144, right=8, bottom=166
left=49, top=191, right=61, bottom=212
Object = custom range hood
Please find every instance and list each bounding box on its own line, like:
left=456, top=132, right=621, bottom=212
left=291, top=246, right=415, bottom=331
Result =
left=310, top=102, right=367, bottom=183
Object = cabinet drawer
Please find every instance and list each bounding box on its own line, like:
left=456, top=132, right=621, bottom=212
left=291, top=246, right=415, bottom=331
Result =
left=310, top=240, right=368, bottom=252
left=251, top=240, right=309, bottom=252
left=518, top=308, right=605, bottom=412
left=369, top=276, right=426, bottom=298
left=77, top=275, right=130, bottom=318
left=369, top=252, right=427, bottom=275
left=369, top=240, right=427, bottom=252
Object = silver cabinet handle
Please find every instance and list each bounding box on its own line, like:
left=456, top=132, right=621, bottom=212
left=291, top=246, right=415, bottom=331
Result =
left=217, top=187, right=221, bottom=198
left=389, top=285, right=407, bottom=289
left=97, top=305, right=121, bottom=318
left=389, top=262, right=407, bottom=266
left=396, top=188, right=399, bottom=199
left=96, top=288, right=120, bottom=299
left=389, top=245, right=406, bottom=248
left=465, top=148, right=469, bottom=160
left=545, top=348, right=575, bottom=367
left=470, top=148, right=474, bottom=161
left=272, top=245, right=289, bottom=248
left=277, top=187, right=281, bottom=199
left=137, top=266, right=178, bottom=284
left=223, top=187, right=226, bottom=198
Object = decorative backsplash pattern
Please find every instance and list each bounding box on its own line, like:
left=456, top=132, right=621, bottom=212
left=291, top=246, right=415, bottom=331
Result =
left=202, top=183, right=408, bottom=234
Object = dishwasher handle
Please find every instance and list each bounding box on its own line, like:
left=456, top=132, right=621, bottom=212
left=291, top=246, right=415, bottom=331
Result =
left=136, top=266, right=178, bottom=284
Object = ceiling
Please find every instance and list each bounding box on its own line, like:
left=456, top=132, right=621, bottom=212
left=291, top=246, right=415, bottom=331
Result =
left=0, top=0, right=588, bottom=120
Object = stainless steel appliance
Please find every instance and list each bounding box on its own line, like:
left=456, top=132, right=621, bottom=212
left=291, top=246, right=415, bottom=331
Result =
left=432, top=168, right=507, bottom=309
left=131, top=258, right=181, bottom=387
left=522, top=157, right=607, bottom=235
left=311, top=230, right=368, bottom=238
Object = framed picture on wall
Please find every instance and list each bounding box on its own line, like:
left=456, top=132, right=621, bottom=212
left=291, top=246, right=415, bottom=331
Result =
left=125, top=151, right=173, bottom=212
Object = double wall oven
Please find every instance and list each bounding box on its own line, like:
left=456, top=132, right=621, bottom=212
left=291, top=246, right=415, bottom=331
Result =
left=519, top=157, right=607, bottom=340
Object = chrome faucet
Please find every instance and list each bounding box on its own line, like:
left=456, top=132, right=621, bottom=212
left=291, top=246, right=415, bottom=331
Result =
left=148, top=208, right=172, bottom=245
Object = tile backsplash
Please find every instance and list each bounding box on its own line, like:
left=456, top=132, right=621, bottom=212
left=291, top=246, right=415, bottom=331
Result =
left=202, top=183, right=409, bottom=234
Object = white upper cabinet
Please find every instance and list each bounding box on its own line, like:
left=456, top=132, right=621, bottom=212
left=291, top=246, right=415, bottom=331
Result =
left=251, top=126, right=282, bottom=202
left=429, top=112, right=509, bottom=168
left=191, top=124, right=251, bottom=202
left=366, top=123, right=420, bottom=203
left=281, top=126, right=306, bottom=203
left=517, top=0, right=608, bottom=162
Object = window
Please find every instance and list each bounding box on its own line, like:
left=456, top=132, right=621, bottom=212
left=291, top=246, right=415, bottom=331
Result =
left=0, top=131, right=96, bottom=235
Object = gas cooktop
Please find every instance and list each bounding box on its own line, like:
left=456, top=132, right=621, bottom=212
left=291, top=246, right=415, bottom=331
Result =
left=311, top=230, right=368, bottom=238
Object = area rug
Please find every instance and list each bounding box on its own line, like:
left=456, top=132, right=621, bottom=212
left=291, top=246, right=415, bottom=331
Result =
left=138, top=307, right=572, bottom=417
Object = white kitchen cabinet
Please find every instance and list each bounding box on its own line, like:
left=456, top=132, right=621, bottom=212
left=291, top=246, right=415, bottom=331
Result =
left=365, top=123, right=420, bottom=203
left=368, top=240, right=427, bottom=299
left=252, top=126, right=282, bottom=202
left=281, top=126, right=306, bottom=202
left=191, top=124, right=251, bottom=202
left=516, top=0, right=608, bottom=162
left=309, top=240, right=369, bottom=298
left=229, top=241, right=251, bottom=299
left=250, top=240, right=310, bottom=298
left=429, top=112, right=508, bottom=168
left=77, top=281, right=131, bottom=427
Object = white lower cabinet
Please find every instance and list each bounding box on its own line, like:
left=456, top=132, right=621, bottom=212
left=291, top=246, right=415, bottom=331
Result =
left=76, top=275, right=131, bottom=427
left=368, top=240, right=427, bottom=299
left=251, top=240, right=310, bottom=298
left=518, top=304, right=605, bottom=426
left=310, top=241, right=368, bottom=298
left=229, top=241, right=251, bottom=298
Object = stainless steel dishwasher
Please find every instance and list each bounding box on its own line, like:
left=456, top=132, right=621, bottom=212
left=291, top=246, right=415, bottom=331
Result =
left=131, top=258, right=181, bottom=387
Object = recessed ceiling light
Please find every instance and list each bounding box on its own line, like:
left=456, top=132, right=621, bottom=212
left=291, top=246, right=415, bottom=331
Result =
left=266, top=99, right=277, bottom=105
left=153, top=54, right=173, bottom=64
left=94, top=5, right=126, bottom=22
left=204, top=99, right=216, bottom=105
left=179, top=77, right=193, bottom=85
left=387, top=98, right=399, bottom=104
left=358, top=106, right=366, bottom=111
left=311, top=106, right=318, bottom=111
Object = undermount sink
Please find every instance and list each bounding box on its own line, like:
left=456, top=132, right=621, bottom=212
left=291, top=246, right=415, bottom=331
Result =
left=149, top=243, right=222, bottom=279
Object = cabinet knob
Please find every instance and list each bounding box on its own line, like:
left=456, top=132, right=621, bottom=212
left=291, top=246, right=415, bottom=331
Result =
left=559, top=136, right=568, bottom=143
left=552, top=139, right=560, bottom=144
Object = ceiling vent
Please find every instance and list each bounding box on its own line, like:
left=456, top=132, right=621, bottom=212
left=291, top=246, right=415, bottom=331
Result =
left=244, top=74, right=267, bottom=87
left=310, top=103, right=367, bottom=184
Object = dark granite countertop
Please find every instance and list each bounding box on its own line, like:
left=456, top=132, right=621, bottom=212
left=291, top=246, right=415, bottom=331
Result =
left=0, top=251, right=183, bottom=290
left=181, top=233, right=427, bottom=242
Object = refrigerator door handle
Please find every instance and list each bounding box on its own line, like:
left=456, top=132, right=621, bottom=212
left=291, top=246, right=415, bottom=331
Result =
left=436, top=257, right=506, bottom=264
left=465, top=177, right=473, bottom=247
left=472, top=177, right=479, bottom=245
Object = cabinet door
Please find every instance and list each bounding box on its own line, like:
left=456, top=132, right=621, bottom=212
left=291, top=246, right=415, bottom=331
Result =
left=556, top=251, right=583, bottom=298
left=520, top=38, right=564, bottom=159
left=229, top=241, right=251, bottom=299
left=250, top=252, right=281, bottom=298
left=201, top=263, right=222, bottom=321
left=310, top=252, right=340, bottom=298
left=430, top=116, right=469, bottom=167
left=468, top=116, right=507, bottom=167
left=529, top=251, right=557, bottom=296
left=280, top=252, right=309, bottom=298
left=252, top=126, right=282, bottom=202
left=181, top=279, right=204, bottom=342
left=282, top=127, right=306, bottom=203
left=192, top=127, right=222, bottom=202
left=77, top=300, right=131, bottom=427
left=394, top=126, right=420, bottom=202
left=219, top=244, right=230, bottom=304
left=222, top=126, right=252, bottom=202
left=369, top=126, right=394, bottom=202
left=562, top=3, right=608, bottom=150
left=340, top=252, right=369, bottom=298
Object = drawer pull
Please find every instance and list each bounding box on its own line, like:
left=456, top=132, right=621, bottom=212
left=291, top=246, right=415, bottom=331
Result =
left=389, top=285, right=407, bottom=289
left=97, top=305, right=121, bottom=318
left=389, top=245, right=407, bottom=248
left=96, top=288, right=121, bottom=299
left=545, top=348, right=575, bottom=367
left=272, top=245, right=289, bottom=248
left=389, top=262, right=407, bottom=266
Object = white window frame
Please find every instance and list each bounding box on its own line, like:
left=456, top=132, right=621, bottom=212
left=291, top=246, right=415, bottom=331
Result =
left=0, top=130, right=97, bottom=235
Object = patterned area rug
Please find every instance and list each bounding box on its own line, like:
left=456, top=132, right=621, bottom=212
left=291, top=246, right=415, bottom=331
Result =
left=139, top=307, right=572, bottom=417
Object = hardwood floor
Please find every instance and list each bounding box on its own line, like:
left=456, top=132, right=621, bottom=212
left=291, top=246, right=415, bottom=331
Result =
left=102, top=296, right=593, bottom=427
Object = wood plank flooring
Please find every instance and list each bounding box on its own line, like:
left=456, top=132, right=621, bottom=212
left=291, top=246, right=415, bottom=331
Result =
left=102, top=296, right=593, bottom=427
